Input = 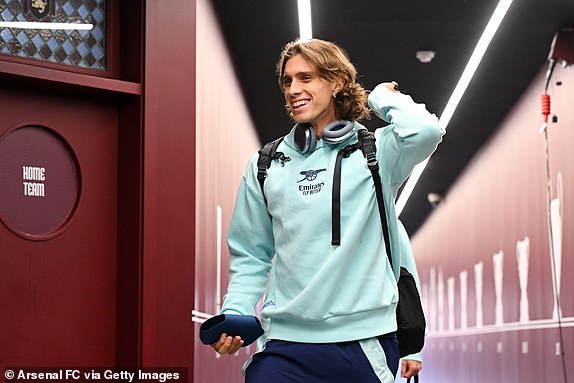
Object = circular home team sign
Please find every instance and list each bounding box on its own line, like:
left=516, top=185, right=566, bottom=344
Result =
left=0, top=125, right=80, bottom=240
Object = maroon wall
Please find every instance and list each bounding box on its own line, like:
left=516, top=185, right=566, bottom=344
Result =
left=1, top=1, right=197, bottom=377
left=141, top=0, right=196, bottom=374
left=193, top=0, right=262, bottom=381
left=0, top=0, right=144, bottom=369
left=412, top=64, right=573, bottom=382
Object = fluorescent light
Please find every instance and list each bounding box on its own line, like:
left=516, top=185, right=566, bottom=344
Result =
left=439, top=0, right=514, bottom=128
left=298, top=0, right=312, bottom=40
left=395, top=158, right=430, bottom=214
left=396, top=0, right=514, bottom=216
left=0, top=21, right=93, bottom=30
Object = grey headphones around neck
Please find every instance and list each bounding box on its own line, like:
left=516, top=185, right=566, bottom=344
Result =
left=293, top=120, right=355, bottom=153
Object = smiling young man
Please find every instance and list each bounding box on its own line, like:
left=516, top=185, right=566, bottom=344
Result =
left=209, top=39, right=444, bottom=382
left=282, top=53, right=342, bottom=133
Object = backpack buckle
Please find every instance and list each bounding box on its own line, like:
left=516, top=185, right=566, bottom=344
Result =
left=366, top=152, right=378, bottom=167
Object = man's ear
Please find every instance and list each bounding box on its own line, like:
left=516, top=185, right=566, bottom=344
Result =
left=333, top=81, right=344, bottom=95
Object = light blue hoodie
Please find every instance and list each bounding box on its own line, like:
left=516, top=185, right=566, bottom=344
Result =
left=222, top=86, right=444, bottom=346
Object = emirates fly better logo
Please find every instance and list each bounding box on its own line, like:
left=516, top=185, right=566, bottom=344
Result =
left=297, top=168, right=326, bottom=196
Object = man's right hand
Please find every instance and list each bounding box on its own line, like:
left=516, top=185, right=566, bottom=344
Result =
left=210, top=333, right=244, bottom=355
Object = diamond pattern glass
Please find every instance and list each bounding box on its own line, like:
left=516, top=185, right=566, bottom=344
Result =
left=0, top=0, right=106, bottom=71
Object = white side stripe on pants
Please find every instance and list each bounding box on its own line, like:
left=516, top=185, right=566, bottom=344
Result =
left=359, top=338, right=395, bottom=383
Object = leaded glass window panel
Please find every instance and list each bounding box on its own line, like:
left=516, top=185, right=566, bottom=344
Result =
left=0, top=0, right=106, bottom=71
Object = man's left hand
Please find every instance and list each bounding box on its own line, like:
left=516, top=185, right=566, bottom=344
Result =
left=401, top=359, right=422, bottom=378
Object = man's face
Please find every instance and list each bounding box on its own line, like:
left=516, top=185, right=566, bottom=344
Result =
left=282, top=54, right=339, bottom=132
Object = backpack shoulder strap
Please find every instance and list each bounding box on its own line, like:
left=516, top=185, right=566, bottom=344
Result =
left=357, top=130, right=394, bottom=271
left=331, top=140, right=363, bottom=245
left=256, top=137, right=289, bottom=195
left=358, top=130, right=378, bottom=169
left=332, top=130, right=378, bottom=246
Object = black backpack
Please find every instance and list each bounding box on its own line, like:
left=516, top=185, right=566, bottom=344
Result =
left=256, top=129, right=426, bottom=357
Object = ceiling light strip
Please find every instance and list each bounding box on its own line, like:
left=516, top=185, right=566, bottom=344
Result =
left=298, top=0, right=313, bottom=39
left=396, top=0, right=514, bottom=216
left=0, top=21, right=93, bottom=30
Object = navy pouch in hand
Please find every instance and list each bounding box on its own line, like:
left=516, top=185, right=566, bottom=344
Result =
left=199, top=314, right=264, bottom=347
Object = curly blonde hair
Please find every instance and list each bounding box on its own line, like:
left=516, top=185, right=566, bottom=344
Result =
left=276, top=39, right=371, bottom=122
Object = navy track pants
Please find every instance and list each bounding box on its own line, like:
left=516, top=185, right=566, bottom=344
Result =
left=244, top=333, right=399, bottom=383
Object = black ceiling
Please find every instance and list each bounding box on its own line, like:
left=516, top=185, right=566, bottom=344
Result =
left=210, top=0, right=574, bottom=236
